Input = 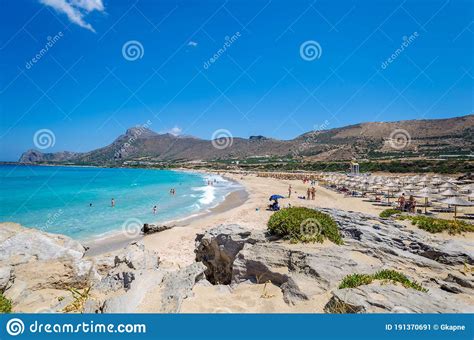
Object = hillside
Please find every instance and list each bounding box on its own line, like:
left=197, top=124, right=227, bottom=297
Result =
left=19, top=114, right=474, bottom=165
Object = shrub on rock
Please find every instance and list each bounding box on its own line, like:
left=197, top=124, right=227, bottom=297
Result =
left=267, top=207, right=343, bottom=245
left=339, top=269, right=427, bottom=292
left=379, top=209, right=400, bottom=218
left=0, top=293, right=12, bottom=313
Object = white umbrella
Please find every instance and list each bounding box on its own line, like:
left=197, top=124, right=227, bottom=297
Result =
left=417, top=180, right=430, bottom=187
left=439, top=196, right=474, bottom=218
left=418, top=186, right=436, bottom=194
left=439, top=182, right=456, bottom=189
left=415, top=190, right=437, bottom=214
left=384, top=182, right=399, bottom=203
left=460, top=183, right=474, bottom=192
left=439, top=188, right=459, bottom=197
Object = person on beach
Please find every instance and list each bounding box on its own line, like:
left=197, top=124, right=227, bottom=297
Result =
left=111, top=198, right=115, bottom=208
left=153, top=205, right=157, bottom=214
left=398, top=193, right=406, bottom=211
left=408, top=195, right=416, bottom=213
left=288, top=185, right=292, bottom=198
left=311, top=187, right=316, bottom=200
left=307, top=188, right=311, bottom=200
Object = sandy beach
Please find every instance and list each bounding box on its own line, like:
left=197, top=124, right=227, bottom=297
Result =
left=2, top=170, right=473, bottom=314
left=110, top=171, right=472, bottom=313
left=134, top=172, right=473, bottom=268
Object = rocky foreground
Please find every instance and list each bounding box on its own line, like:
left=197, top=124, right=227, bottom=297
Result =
left=1, top=209, right=473, bottom=313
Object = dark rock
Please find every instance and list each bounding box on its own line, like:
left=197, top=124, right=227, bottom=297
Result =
left=141, top=224, right=174, bottom=235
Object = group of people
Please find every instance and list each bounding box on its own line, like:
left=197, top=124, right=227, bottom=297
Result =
left=306, top=187, right=316, bottom=200
left=397, top=193, right=417, bottom=213
left=287, top=184, right=316, bottom=200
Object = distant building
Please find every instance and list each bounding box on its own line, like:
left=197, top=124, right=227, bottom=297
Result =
left=350, top=161, right=360, bottom=175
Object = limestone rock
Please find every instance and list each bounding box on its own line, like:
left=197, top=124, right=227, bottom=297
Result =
left=195, top=224, right=263, bottom=284
left=93, top=241, right=160, bottom=292
left=325, top=284, right=473, bottom=313
left=160, top=262, right=207, bottom=313
left=0, top=266, right=12, bottom=292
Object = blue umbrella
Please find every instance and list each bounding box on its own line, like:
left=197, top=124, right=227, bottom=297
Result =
left=269, top=194, right=284, bottom=201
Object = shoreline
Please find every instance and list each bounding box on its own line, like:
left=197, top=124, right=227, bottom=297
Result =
left=1, top=169, right=473, bottom=313
left=84, top=178, right=248, bottom=256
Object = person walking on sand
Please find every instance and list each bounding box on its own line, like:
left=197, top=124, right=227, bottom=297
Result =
left=153, top=205, right=157, bottom=214
left=311, top=186, right=316, bottom=200
left=288, top=184, right=292, bottom=198
left=111, top=198, right=115, bottom=208
left=307, top=187, right=311, bottom=200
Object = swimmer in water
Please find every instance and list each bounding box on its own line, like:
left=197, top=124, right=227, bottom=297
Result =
left=111, top=198, right=115, bottom=207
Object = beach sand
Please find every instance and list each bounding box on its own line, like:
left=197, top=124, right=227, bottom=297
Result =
left=139, top=173, right=390, bottom=268
left=128, top=172, right=473, bottom=312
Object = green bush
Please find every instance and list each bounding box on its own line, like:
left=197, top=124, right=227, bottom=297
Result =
left=267, top=207, right=343, bottom=245
left=339, top=269, right=427, bottom=292
left=398, top=215, right=474, bottom=235
left=339, top=273, right=373, bottom=289
left=379, top=209, right=400, bottom=218
left=0, top=293, right=12, bottom=313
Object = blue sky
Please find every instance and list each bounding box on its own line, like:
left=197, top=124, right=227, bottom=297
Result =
left=0, top=0, right=472, bottom=161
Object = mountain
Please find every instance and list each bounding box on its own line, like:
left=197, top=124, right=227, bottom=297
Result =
left=19, top=114, right=474, bottom=165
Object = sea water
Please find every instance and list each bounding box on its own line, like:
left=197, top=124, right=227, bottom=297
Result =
left=0, top=165, right=238, bottom=240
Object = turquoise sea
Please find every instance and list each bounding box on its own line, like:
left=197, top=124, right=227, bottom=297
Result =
left=0, top=165, right=238, bottom=240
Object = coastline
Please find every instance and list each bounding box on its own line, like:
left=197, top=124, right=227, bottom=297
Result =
left=1, top=169, right=473, bottom=313
left=84, top=182, right=248, bottom=256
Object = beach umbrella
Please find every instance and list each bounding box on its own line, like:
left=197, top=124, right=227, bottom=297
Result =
left=417, top=180, right=430, bottom=187
left=430, top=178, right=443, bottom=186
left=439, top=189, right=459, bottom=197
left=404, top=184, right=417, bottom=190
left=395, top=190, right=416, bottom=198
left=439, top=196, right=474, bottom=218
left=384, top=182, right=399, bottom=203
left=269, top=195, right=284, bottom=201
left=415, top=190, right=437, bottom=214
left=439, top=182, right=456, bottom=190
left=418, top=186, right=435, bottom=194
left=460, top=183, right=474, bottom=193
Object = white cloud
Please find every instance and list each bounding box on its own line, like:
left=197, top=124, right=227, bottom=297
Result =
left=40, top=0, right=105, bottom=32
left=162, top=126, right=182, bottom=136
left=188, top=41, right=198, bottom=47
